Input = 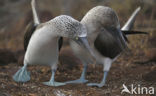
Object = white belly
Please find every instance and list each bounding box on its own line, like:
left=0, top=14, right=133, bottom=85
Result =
left=24, top=27, right=59, bottom=66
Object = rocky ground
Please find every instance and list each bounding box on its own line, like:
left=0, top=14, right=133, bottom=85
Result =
left=0, top=0, right=156, bottom=96
left=0, top=46, right=156, bottom=96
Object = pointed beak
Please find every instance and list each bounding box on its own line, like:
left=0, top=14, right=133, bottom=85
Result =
left=73, top=37, right=95, bottom=58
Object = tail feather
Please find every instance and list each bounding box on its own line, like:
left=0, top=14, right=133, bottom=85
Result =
left=31, top=0, right=40, bottom=25
left=122, top=30, right=148, bottom=35
left=122, top=7, right=141, bottom=30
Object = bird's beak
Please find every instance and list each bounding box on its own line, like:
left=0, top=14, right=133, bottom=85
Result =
left=73, top=37, right=95, bottom=58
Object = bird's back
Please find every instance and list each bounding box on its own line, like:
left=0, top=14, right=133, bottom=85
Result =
left=71, top=6, right=127, bottom=62
left=81, top=6, right=120, bottom=32
left=82, top=6, right=127, bottom=58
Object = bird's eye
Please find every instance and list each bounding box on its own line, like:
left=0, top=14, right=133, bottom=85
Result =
left=75, top=37, right=79, bottom=40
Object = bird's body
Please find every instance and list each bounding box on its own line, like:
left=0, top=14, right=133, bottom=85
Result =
left=67, top=6, right=145, bottom=87
left=13, top=0, right=95, bottom=87
left=71, top=6, right=126, bottom=65
left=24, top=15, right=84, bottom=67
left=13, top=12, right=93, bottom=86
left=66, top=6, right=126, bottom=86
left=71, top=6, right=125, bottom=63
left=25, top=25, right=59, bottom=66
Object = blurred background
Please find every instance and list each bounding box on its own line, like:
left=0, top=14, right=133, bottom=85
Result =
left=0, top=0, right=155, bottom=61
left=0, top=0, right=156, bottom=95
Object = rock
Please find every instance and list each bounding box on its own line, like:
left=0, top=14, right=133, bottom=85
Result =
left=144, top=48, right=156, bottom=62
left=0, top=49, right=17, bottom=66
left=17, top=55, right=24, bottom=66
left=14, top=49, right=25, bottom=66
left=59, top=46, right=81, bottom=70
left=0, top=92, right=10, bottom=96
left=144, top=33, right=156, bottom=62
left=143, top=70, right=156, bottom=82
left=146, top=35, right=156, bottom=48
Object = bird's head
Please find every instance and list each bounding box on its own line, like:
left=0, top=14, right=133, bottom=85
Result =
left=53, top=15, right=95, bottom=58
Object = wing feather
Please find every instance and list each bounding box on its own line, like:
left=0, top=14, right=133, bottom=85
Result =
left=94, top=27, right=127, bottom=58
left=24, top=22, right=37, bottom=51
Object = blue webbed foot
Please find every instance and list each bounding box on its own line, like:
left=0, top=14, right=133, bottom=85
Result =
left=43, top=81, right=66, bottom=86
left=66, top=64, right=88, bottom=84
left=87, top=71, right=108, bottom=87
left=66, top=78, right=88, bottom=84
left=13, top=65, right=30, bottom=82
left=43, top=69, right=66, bottom=86
left=87, top=82, right=106, bottom=87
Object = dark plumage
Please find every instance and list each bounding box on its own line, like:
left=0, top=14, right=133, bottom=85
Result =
left=122, top=30, right=148, bottom=35
left=24, top=22, right=37, bottom=51
left=94, top=28, right=126, bottom=59
left=24, top=21, right=63, bottom=51
left=58, top=37, right=63, bottom=51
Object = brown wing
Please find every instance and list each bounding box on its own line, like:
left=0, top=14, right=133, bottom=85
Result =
left=94, top=27, right=127, bottom=59
left=24, top=21, right=37, bottom=51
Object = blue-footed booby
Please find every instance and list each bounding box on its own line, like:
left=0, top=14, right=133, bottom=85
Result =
left=13, top=0, right=95, bottom=87
left=66, top=6, right=147, bottom=87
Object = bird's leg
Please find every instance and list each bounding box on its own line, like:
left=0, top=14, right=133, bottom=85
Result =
left=80, top=64, right=88, bottom=81
left=43, top=66, right=66, bottom=86
left=66, top=64, right=88, bottom=84
left=13, top=61, right=30, bottom=82
left=87, top=71, right=109, bottom=87
left=87, top=58, right=112, bottom=87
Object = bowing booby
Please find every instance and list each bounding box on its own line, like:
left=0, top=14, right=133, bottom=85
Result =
left=13, top=0, right=94, bottom=87
left=67, top=6, right=147, bottom=87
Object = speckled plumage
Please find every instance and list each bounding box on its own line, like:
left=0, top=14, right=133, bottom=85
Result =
left=24, top=15, right=87, bottom=66
left=45, top=15, right=87, bottom=38
left=14, top=0, right=91, bottom=86
left=13, top=13, right=88, bottom=86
